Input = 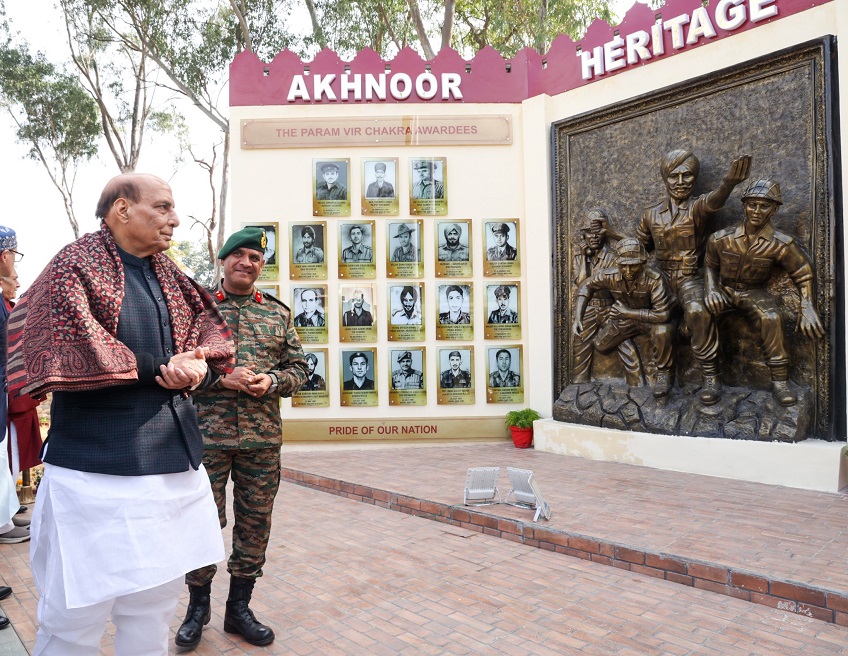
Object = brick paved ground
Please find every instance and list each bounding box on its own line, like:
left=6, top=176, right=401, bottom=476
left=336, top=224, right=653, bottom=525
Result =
left=0, top=443, right=846, bottom=654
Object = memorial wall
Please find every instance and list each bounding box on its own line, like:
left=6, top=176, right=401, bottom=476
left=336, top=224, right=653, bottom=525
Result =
left=229, top=0, right=847, bottom=456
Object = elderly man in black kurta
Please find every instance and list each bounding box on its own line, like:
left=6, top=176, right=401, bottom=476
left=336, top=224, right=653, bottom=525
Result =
left=10, top=173, right=233, bottom=655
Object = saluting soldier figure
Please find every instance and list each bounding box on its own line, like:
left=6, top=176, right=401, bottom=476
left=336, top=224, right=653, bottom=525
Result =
left=574, top=238, right=676, bottom=399
left=704, top=178, right=824, bottom=406
left=637, top=149, right=750, bottom=404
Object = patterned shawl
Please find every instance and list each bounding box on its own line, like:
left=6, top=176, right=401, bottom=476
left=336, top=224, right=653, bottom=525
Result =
left=7, top=225, right=234, bottom=397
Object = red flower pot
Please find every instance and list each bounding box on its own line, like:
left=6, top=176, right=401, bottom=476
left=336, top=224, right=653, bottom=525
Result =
left=509, top=426, right=533, bottom=448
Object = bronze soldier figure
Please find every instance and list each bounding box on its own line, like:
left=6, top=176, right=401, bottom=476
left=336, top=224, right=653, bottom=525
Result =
left=704, top=178, right=824, bottom=406
left=571, top=208, right=641, bottom=385
left=574, top=238, right=676, bottom=398
left=637, top=149, right=751, bottom=404
left=178, top=227, right=308, bottom=650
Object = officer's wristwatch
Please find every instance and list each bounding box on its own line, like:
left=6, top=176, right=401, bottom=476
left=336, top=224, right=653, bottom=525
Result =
left=267, top=373, right=279, bottom=392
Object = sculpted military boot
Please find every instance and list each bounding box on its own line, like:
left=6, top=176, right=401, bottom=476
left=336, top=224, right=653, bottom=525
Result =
left=175, top=583, right=211, bottom=650
left=771, top=380, right=797, bottom=407
left=769, top=364, right=797, bottom=406
left=652, top=371, right=672, bottom=399
left=224, top=577, right=275, bottom=646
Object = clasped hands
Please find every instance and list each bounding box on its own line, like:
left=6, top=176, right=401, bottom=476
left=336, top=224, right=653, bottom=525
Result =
left=156, top=347, right=209, bottom=390
left=219, top=365, right=273, bottom=398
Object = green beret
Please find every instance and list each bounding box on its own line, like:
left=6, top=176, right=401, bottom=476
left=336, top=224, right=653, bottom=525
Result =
left=218, top=227, right=266, bottom=260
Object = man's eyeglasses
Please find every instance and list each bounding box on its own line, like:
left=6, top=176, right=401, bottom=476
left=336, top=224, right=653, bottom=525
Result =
left=9, top=250, right=23, bottom=262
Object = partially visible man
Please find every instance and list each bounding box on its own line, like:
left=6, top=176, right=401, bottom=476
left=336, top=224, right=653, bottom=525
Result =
left=392, top=351, right=423, bottom=390
left=391, top=286, right=421, bottom=325
left=3, top=266, right=42, bottom=509
left=411, top=160, right=444, bottom=199
left=366, top=162, right=395, bottom=198
left=343, top=352, right=374, bottom=390
left=293, top=289, right=326, bottom=328
left=574, top=238, right=675, bottom=399
left=487, top=286, right=518, bottom=324
left=341, top=225, right=372, bottom=263
left=704, top=178, right=824, bottom=406
left=343, top=289, right=373, bottom=327
left=437, top=223, right=468, bottom=261
left=10, top=174, right=233, bottom=654
left=440, top=351, right=472, bottom=388
left=316, top=163, right=347, bottom=200
left=301, top=354, right=326, bottom=391
left=637, top=150, right=750, bottom=404
left=0, top=231, right=25, bottom=628
left=178, top=227, right=308, bottom=650
left=294, top=226, right=324, bottom=264
left=391, top=224, right=418, bottom=262
left=486, top=223, right=517, bottom=261
left=489, top=349, right=520, bottom=388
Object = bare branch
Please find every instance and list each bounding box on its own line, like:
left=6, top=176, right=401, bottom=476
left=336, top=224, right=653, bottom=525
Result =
left=406, top=0, right=435, bottom=59
left=228, top=0, right=253, bottom=52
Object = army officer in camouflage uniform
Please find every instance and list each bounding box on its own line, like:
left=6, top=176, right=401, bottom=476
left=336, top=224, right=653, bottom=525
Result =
left=177, top=228, right=308, bottom=650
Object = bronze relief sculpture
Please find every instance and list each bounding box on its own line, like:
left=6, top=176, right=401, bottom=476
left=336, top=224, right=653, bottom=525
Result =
left=554, top=153, right=825, bottom=442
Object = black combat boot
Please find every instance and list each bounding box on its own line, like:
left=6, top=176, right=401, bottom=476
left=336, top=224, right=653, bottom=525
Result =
left=175, top=583, right=211, bottom=650
left=224, top=577, right=275, bottom=646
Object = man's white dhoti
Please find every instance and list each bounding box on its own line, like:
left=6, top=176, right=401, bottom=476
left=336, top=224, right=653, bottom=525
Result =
left=0, top=430, right=20, bottom=530
left=31, top=463, right=224, bottom=655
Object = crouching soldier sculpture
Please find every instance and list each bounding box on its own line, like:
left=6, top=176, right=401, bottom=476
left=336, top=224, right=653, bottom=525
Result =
left=573, top=238, right=675, bottom=398
left=704, top=178, right=824, bottom=406
left=572, top=208, right=642, bottom=385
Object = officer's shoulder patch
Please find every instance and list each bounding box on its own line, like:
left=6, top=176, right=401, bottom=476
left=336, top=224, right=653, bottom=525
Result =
left=259, top=289, right=291, bottom=311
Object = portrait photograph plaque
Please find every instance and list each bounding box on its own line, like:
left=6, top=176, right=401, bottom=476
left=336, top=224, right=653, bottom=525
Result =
left=486, top=345, right=524, bottom=404
left=313, top=158, right=350, bottom=216
left=435, top=220, right=472, bottom=278
left=484, top=282, right=521, bottom=340
left=388, top=283, right=425, bottom=342
left=290, top=221, right=327, bottom=280
left=340, top=348, right=378, bottom=407
left=362, top=157, right=399, bottom=216
left=338, top=220, right=376, bottom=279
left=437, top=347, right=474, bottom=405
left=241, top=221, right=279, bottom=282
left=291, top=284, right=328, bottom=344
left=339, top=283, right=377, bottom=343
left=389, top=347, right=426, bottom=406
left=386, top=220, right=424, bottom=279
left=292, top=349, right=329, bottom=407
left=409, top=157, right=447, bottom=215
left=483, top=219, right=520, bottom=277
left=436, top=283, right=473, bottom=341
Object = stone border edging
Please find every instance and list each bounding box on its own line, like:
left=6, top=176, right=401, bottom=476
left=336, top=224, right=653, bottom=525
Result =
left=281, top=467, right=848, bottom=626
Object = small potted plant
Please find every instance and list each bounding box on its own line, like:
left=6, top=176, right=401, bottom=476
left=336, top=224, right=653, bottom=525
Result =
left=505, top=408, right=541, bottom=448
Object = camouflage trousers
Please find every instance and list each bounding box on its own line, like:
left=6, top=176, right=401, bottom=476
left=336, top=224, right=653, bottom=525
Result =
left=185, top=446, right=281, bottom=586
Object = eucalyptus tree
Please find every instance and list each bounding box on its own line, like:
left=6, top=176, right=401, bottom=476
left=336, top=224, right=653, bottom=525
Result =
left=0, top=44, right=99, bottom=238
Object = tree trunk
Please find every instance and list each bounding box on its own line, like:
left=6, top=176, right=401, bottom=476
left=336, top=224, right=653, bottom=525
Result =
left=213, top=131, right=231, bottom=283
left=440, top=0, right=455, bottom=52
left=406, top=0, right=435, bottom=59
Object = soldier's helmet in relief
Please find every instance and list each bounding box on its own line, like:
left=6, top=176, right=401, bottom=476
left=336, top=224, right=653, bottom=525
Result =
left=616, top=238, right=647, bottom=265
left=741, top=178, right=783, bottom=205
